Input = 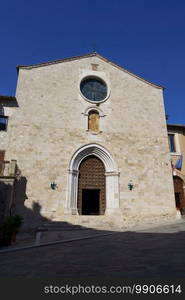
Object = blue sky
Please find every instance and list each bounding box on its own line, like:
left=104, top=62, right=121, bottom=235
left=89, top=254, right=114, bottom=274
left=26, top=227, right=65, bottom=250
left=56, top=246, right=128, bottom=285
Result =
left=0, top=0, right=185, bottom=124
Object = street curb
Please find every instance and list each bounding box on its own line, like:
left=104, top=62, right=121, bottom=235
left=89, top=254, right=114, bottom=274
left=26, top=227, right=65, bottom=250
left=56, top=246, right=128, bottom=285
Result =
left=0, top=232, right=114, bottom=254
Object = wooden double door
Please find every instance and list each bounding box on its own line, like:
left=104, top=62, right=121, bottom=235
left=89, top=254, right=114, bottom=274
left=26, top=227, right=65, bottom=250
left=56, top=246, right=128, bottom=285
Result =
left=77, top=155, right=106, bottom=215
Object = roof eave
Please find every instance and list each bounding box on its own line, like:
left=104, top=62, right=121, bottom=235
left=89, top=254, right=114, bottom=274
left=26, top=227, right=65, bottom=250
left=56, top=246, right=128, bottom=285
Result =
left=167, top=124, right=185, bottom=131
left=16, top=52, right=164, bottom=89
left=0, top=95, right=16, bottom=101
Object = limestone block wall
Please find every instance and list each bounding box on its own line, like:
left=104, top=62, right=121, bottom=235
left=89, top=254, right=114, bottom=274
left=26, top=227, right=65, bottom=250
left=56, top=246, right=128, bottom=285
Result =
left=5, top=55, right=176, bottom=227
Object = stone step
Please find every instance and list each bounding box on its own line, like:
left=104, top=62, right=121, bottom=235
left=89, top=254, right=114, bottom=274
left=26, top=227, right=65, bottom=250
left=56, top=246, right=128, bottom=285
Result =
left=37, top=222, right=86, bottom=231
left=36, top=215, right=124, bottom=232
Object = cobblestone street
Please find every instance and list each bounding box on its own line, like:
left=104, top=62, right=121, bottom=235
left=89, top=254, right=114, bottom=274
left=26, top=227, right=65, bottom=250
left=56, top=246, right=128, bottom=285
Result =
left=0, top=220, right=185, bottom=278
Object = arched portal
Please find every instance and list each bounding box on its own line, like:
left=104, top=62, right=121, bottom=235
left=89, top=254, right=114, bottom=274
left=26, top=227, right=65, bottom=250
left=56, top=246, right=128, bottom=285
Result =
left=66, top=144, right=119, bottom=215
left=173, top=176, right=185, bottom=215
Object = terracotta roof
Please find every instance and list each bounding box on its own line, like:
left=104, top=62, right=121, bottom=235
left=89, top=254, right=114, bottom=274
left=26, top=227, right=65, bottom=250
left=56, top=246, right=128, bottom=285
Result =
left=16, top=52, right=163, bottom=89
left=0, top=95, right=16, bottom=101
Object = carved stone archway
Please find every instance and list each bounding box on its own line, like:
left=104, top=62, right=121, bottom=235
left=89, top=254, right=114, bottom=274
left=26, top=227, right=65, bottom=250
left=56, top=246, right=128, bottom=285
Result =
left=65, top=143, right=119, bottom=215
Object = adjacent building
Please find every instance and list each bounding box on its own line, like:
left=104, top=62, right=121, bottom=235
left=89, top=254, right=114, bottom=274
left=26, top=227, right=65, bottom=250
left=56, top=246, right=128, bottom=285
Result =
left=167, top=124, right=185, bottom=215
left=0, top=95, right=18, bottom=225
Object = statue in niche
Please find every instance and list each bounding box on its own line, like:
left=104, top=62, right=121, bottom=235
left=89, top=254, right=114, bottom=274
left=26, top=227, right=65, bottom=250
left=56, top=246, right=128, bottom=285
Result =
left=88, top=110, right=99, bottom=132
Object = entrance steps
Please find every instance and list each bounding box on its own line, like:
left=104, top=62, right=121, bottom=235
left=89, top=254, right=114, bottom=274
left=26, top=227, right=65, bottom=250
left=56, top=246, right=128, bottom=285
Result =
left=35, top=217, right=118, bottom=245
left=51, top=214, right=124, bottom=230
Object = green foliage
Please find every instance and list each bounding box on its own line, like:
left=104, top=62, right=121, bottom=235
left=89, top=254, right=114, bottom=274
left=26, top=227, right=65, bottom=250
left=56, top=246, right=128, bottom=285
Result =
left=0, top=214, right=23, bottom=246
left=3, top=215, right=23, bottom=232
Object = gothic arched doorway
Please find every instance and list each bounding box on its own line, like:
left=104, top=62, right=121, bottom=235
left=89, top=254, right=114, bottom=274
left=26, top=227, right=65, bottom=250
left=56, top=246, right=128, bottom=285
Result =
left=77, top=155, right=105, bottom=215
left=66, top=143, right=119, bottom=215
left=173, top=176, right=185, bottom=215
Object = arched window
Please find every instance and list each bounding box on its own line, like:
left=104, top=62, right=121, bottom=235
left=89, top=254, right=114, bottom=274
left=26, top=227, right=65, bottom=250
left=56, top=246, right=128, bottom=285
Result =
left=88, top=110, right=99, bottom=132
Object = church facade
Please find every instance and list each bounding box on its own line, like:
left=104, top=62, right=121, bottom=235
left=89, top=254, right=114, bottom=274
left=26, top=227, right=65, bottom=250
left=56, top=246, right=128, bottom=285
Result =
left=0, top=53, right=177, bottom=229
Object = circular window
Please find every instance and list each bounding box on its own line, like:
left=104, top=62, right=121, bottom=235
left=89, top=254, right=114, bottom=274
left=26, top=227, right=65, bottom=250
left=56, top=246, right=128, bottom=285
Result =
left=80, top=77, right=107, bottom=102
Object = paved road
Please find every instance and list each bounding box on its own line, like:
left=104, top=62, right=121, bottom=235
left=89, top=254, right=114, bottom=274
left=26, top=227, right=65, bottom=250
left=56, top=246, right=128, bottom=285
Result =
left=0, top=220, right=185, bottom=278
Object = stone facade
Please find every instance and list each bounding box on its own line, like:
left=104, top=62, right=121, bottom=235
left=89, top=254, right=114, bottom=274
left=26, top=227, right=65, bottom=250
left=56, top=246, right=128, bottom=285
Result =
left=1, top=53, right=177, bottom=229
left=0, top=96, right=18, bottom=224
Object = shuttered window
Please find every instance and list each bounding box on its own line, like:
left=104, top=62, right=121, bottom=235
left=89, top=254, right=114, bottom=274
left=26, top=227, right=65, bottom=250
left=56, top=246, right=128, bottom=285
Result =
left=0, top=151, right=5, bottom=161
left=0, top=150, right=5, bottom=175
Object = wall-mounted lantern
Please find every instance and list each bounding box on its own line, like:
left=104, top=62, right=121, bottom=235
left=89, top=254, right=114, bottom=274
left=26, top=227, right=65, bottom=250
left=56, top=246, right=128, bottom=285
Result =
left=128, top=181, right=134, bottom=191
left=50, top=182, right=58, bottom=190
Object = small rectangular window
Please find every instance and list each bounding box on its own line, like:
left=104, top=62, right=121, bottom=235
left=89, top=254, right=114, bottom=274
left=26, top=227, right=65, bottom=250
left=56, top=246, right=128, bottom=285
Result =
left=168, top=134, right=176, bottom=152
left=0, top=116, right=8, bottom=131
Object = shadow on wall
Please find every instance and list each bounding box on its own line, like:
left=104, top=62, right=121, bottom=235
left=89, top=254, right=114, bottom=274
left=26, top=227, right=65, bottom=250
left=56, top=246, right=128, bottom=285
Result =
left=0, top=180, right=19, bottom=225
left=0, top=181, right=9, bottom=226
left=11, top=176, right=50, bottom=230
left=2, top=165, right=111, bottom=235
left=7, top=174, right=116, bottom=246
left=1, top=171, right=115, bottom=249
